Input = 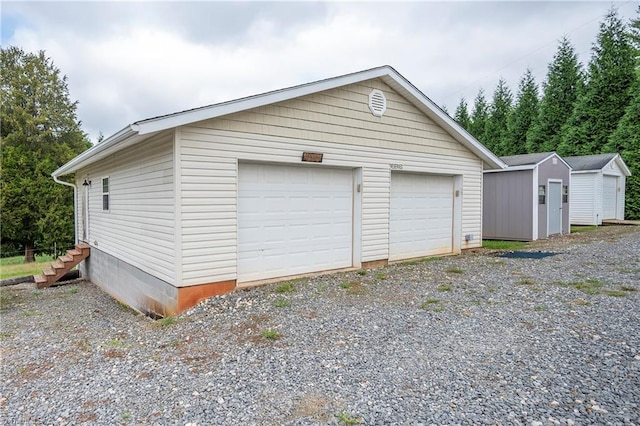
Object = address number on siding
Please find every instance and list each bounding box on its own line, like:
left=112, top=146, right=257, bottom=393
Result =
left=389, top=164, right=403, bottom=170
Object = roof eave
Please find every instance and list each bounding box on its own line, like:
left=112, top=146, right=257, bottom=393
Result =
left=52, top=124, right=140, bottom=177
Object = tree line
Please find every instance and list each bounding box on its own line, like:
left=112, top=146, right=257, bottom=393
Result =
left=453, top=7, right=639, bottom=219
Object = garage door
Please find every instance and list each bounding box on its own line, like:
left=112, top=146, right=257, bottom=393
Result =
left=238, top=163, right=353, bottom=282
left=603, top=175, right=618, bottom=219
left=389, top=173, right=454, bottom=261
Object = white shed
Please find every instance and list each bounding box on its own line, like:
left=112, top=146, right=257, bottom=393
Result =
left=52, top=66, right=505, bottom=316
left=564, top=153, right=631, bottom=225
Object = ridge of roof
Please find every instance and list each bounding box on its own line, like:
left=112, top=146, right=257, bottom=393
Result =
left=53, top=65, right=506, bottom=177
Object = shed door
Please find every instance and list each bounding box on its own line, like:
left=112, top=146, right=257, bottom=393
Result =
left=389, top=173, right=453, bottom=261
left=237, top=163, right=353, bottom=283
left=603, top=176, right=618, bottom=219
left=548, top=181, right=562, bottom=235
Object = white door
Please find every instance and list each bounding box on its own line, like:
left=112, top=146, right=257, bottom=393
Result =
left=548, top=181, right=562, bottom=236
left=603, top=176, right=618, bottom=219
left=389, top=173, right=454, bottom=261
left=237, top=163, right=353, bottom=283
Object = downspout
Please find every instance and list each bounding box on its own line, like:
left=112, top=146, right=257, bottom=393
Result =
left=52, top=174, right=78, bottom=244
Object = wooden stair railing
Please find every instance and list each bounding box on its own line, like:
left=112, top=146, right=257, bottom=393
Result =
left=34, top=243, right=90, bottom=288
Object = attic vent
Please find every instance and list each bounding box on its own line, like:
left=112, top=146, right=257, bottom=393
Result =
left=368, top=89, right=387, bottom=117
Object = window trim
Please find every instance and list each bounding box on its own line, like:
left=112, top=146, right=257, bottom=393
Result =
left=538, top=185, right=546, bottom=205
left=562, top=185, right=568, bottom=203
left=102, top=176, right=110, bottom=211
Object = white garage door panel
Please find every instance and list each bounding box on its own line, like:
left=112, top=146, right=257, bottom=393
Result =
left=602, top=176, right=617, bottom=219
left=238, top=163, right=352, bottom=282
left=389, top=173, right=453, bottom=260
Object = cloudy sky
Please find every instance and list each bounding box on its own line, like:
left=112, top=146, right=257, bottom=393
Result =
left=2, top=1, right=637, bottom=143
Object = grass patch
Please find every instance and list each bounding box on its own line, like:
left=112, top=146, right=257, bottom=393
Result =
left=553, top=279, right=629, bottom=297
left=68, top=287, right=79, bottom=294
left=0, top=255, right=56, bottom=280
left=339, top=281, right=364, bottom=295
left=106, top=338, right=127, bottom=347
left=156, top=316, right=177, bottom=327
left=573, top=298, right=590, bottom=306
left=401, top=256, right=443, bottom=266
left=518, top=278, right=536, bottom=285
left=337, top=412, right=364, bottom=425
left=445, top=267, right=464, bottom=274
left=482, top=240, right=528, bottom=250
left=570, top=225, right=599, bottom=233
left=620, top=286, right=637, bottom=292
left=375, top=272, right=387, bottom=280
left=356, top=269, right=367, bottom=276
left=437, top=284, right=452, bottom=292
left=534, top=305, right=548, bottom=312
left=601, top=290, right=627, bottom=297
left=0, top=290, right=22, bottom=311
left=274, top=298, right=291, bottom=308
left=275, top=282, right=296, bottom=293
left=260, top=329, right=281, bottom=340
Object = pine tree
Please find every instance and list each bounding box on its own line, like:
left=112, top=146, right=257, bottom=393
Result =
left=605, top=79, right=640, bottom=219
left=558, top=8, right=636, bottom=156
left=454, top=98, right=471, bottom=131
left=1, top=47, right=91, bottom=262
left=485, top=78, right=513, bottom=155
left=505, top=69, right=539, bottom=155
left=526, top=37, right=584, bottom=153
left=469, top=90, right=489, bottom=144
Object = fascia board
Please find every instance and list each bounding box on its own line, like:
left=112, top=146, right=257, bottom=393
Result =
left=52, top=125, right=140, bottom=177
left=483, top=164, right=536, bottom=173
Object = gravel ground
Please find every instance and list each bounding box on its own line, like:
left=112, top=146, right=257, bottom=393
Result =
left=1, top=226, right=639, bottom=425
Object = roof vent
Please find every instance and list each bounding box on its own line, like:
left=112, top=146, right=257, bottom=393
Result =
left=368, top=89, right=386, bottom=117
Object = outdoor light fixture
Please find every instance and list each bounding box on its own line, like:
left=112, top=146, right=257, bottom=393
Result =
left=82, top=179, right=91, bottom=186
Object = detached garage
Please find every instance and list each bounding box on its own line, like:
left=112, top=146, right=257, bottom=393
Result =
left=483, top=152, right=571, bottom=241
left=564, top=153, right=631, bottom=225
left=52, top=65, right=504, bottom=316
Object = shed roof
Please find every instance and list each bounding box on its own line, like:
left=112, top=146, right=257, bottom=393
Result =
left=564, top=153, right=626, bottom=172
left=53, top=65, right=506, bottom=177
left=500, top=152, right=557, bottom=167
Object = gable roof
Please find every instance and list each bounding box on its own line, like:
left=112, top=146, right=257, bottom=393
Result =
left=564, top=153, right=631, bottom=175
left=500, top=152, right=558, bottom=167
left=484, top=152, right=571, bottom=173
left=53, top=65, right=506, bottom=177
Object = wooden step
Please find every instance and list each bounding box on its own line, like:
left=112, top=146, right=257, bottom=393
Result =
left=67, top=249, right=82, bottom=257
left=35, top=243, right=90, bottom=288
left=51, top=261, right=66, bottom=270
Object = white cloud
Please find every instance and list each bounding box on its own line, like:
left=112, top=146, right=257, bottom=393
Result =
left=3, top=1, right=637, bottom=142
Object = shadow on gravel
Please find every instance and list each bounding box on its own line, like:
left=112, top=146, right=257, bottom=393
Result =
left=497, top=251, right=558, bottom=259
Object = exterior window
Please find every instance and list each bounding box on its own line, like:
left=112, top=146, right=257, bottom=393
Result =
left=102, top=177, right=110, bottom=211
left=538, top=185, right=546, bottom=205
left=562, top=185, right=568, bottom=203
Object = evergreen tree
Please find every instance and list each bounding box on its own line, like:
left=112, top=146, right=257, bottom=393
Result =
left=630, top=6, right=640, bottom=65
left=505, top=69, right=539, bottom=155
left=605, top=79, right=640, bottom=220
left=469, top=90, right=489, bottom=144
left=558, top=8, right=636, bottom=156
left=526, top=37, right=584, bottom=153
left=485, top=78, right=513, bottom=155
left=1, top=47, right=91, bottom=262
left=454, top=98, right=471, bottom=131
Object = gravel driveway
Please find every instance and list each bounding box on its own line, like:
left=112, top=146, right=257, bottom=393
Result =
left=2, top=226, right=639, bottom=425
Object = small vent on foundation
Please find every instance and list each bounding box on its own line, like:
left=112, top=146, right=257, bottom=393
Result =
left=368, top=89, right=387, bottom=117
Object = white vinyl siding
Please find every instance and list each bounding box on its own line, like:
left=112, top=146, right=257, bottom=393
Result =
left=178, top=79, right=482, bottom=286
left=77, top=132, right=176, bottom=283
